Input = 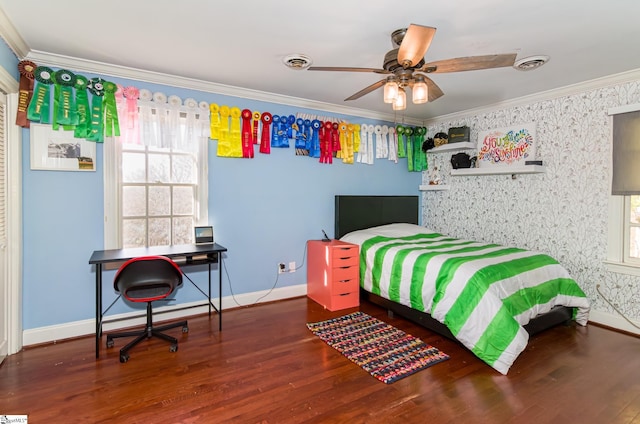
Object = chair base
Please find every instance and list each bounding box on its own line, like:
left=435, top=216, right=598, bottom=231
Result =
left=106, top=302, right=188, bottom=363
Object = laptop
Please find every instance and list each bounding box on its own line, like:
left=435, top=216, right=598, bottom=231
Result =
left=194, top=226, right=214, bottom=245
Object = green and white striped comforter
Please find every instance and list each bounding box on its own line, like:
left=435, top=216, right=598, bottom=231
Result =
left=342, top=224, right=590, bottom=374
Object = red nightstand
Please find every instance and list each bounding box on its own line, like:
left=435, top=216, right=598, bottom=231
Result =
left=306, top=239, right=359, bottom=311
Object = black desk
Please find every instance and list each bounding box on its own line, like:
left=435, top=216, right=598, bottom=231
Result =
left=89, top=243, right=227, bottom=358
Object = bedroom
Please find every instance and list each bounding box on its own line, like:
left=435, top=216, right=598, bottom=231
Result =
left=0, top=0, right=640, bottom=421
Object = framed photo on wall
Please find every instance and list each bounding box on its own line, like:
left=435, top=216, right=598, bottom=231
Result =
left=30, top=123, right=96, bottom=172
left=476, top=122, right=536, bottom=168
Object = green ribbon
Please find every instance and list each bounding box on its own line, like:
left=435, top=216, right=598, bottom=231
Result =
left=405, top=127, right=414, bottom=171
left=52, top=69, right=78, bottom=127
left=414, top=127, right=427, bottom=172
left=87, top=78, right=105, bottom=143
left=396, top=125, right=406, bottom=158
left=74, top=76, right=91, bottom=139
left=102, top=81, right=120, bottom=137
left=26, top=66, right=54, bottom=124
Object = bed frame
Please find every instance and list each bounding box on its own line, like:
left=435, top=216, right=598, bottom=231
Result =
left=334, top=195, right=573, bottom=340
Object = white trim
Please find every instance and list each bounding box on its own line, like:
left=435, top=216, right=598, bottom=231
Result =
left=26, top=50, right=422, bottom=126
left=425, top=68, right=640, bottom=124
left=589, top=309, right=640, bottom=336
left=608, top=103, right=640, bottom=116
left=0, top=7, right=30, bottom=59
left=22, top=283, right=307, bottom=346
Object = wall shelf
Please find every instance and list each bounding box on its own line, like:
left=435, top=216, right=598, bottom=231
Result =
left=426, top=142, right=476, bottom=153
left=419, top=184, right=450, bottom=191
left=450, top=165, right=546, bottom=176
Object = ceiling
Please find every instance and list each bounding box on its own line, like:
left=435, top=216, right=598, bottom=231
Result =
left=1, top=0, right=639, bottom=121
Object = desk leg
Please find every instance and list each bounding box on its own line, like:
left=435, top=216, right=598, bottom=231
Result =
left=208, top=263, right=212, bottom=317
left=218, top=252, right=222, bottom=331
left=95, top=263, right=102, bottom=359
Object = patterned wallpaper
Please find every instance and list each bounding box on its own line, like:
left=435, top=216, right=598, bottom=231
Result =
left=422, top=77, right=640, bottom=324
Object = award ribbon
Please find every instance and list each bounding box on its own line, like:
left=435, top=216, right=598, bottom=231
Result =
left=216, top=105, right=232, bottom=156
left=241, top=109, right=254, bottom=158
left=229, top=107, right=243, bottom=157
left=74, top=75, right=91, bottom=139
left=27, top=66, right=54, bottom=124
left=16, top=60, right=36, bottom=128
left=319, top=121, right=333, bottom=164
left=414, top=127, right=427, bottom=171
left=396, top=125, right=407, bottom=158
left=339, top=123, right=354, bottom=164
left=271, top=115, right=281, bottom=147
left=259, top=112, right=272, bottom=154
left=87, top=78, right=106, bottom=142
left=252, top=111, right=261, bottom=144
left=331, top=123, right=341, bottom=156
left=388, top=126, right=398, bottom=163
left=405, top=127, right=414, bottom=171
left=375, top=125, right=385, bottom=159
left=309, top=119, right=321, bottom=158
left=209, top=104, right=221, bottom=140
left=52, top=69, right=78, bottom=127
left=357, top=124, right=368, bottom=163
left=286, top=115, right=296, bottom=141
left=122, top=86, right=140, bottom=144
left=295, top=118, right=306, bottom=149
left=102, top=81, right=120, bottom=137
left=381, top=125, right=389, bottom=158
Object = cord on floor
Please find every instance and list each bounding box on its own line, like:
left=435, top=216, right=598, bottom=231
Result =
left=595, top=283, right=640, bottom=330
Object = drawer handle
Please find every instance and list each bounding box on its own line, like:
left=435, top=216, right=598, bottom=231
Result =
left=339, top=292, right=352, bottom=297
left=338, top=279, right=352, bottom=283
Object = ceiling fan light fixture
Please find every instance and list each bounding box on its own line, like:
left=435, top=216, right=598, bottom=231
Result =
left=513, top=55, right=549, bottom=71
left=282, top=54, right=313, bottom=70
left=392, top=87, right=407, bottom=111
left=412, top=76, right=428, bottom=104
left=383, top=77, right=399, bottom=103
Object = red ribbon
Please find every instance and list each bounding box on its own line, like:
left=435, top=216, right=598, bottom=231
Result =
left=320, top=121, right=333, bottom=164
left=331, top=122, right=341, bottom=154
left=252, top=111, right=260, bottom=144
left=16, top=60, right=36, bottom=128
left=241, top=109, right=254, bottom=158
left=260, top=112, right=272, bottom=154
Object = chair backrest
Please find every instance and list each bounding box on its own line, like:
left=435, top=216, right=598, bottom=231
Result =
left=114, top=256, right=183, bottom=303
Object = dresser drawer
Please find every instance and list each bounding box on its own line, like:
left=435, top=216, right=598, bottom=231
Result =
left=331, top=276, right=358, bottom=294
left=332, top=265, right=358, bottom=282
left=332, top=246, right=358, bottom=261
left=328, top=291, right=359, bottom=311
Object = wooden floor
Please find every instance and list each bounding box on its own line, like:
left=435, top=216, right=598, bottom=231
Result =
left=1, top=297, right=639, bottom=424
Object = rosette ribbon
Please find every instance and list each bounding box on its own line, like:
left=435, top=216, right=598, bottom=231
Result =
left=102, top=81, right=120, bottom=137
left=405, top=127, right=414, bottom=171
left=86, top=78, right=106, bottom=142
left=286, top=115, right=296, bottom=141
left=259, top=112, right=272, bottom=154
left=216, top=105, right=232, bottom=157
left=396, top=125, right=407, bottom=158
left=27, top=66, right=55, bottom=124
left=319, top=121, right=333, bottom=164
left=388, top=127, right=398, bottom=163
left=241, top=109, right=254, bottom=158
left=339, top=123, right=354, bottom=164
left=230, top=107, right=243, bottom=157
left=252, top=111, right=261, bottom=144
left=52, top=69, right=78, bottom=127
left=16, top=60, right=36, bottom=128
left=271, top=115, right=281, bottom=147
left=414, top=127, right=427, bottom=171
left=295, top=118, right=306, bottom=149
left=210, top=104, right=221, bottom=140
left=331, top=123, right=341, bottom=156
left=74, top=75, right=91, bottom=139
left=122, top=86, right=140, bottom=144
left=309, top=120, right=321, bottom=158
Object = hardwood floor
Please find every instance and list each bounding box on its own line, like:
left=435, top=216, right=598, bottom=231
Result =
left=1, top=297, right=639, bottom=423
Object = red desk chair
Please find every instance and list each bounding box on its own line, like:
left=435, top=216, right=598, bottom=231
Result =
left=106, top=255, right=188, bottom=363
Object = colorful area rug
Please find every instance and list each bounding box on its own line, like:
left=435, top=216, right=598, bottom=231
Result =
left=307, top=311, right=449, bottom=384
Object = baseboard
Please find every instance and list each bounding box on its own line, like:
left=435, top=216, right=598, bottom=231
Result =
left=588, top=309, right=640, bottom=336
left=22, top=284, right=307, bottom=347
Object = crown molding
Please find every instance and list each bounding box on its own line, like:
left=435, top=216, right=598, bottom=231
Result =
left=426, top=68, right=640, bottom=124
left=0, top=8, right=29, bottom=59
left=25, top=50, right=424, bottom=126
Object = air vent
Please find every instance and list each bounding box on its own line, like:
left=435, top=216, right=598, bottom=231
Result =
left=283, top=54, right=313, bottom=70
left=514, top=55, right=549, bottom=71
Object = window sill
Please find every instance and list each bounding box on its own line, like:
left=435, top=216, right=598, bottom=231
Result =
left=603, top=260, right=640, bottom=277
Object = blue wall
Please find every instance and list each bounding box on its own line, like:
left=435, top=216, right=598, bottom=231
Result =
left=8, top=67, right=422, bottom=330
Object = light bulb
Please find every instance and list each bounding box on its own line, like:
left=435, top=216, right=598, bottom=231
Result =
left=383, top=78, right=399, bottom=103
left=392, top=87, right=406, bottom=111
left=412, top=77, right=428, bottom=104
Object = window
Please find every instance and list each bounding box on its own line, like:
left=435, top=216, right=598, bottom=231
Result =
left=625, top=195, right=640, bottom=264
left=105, top=96, right=209, bottom=249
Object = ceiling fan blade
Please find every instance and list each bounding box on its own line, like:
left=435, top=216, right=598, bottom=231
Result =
left=421, top=53, right=517, bottom=73
left=344, top=79, right=387, bottom=101
left=397, top=24, right=436, bottom=68
left=423, top=76, right=444, bottom=102
left=307, top=66, right=388, bottom=74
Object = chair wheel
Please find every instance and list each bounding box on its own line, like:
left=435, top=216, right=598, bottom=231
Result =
left=170, top=344, right=178, bottom=352
left=106, top=339, right=114, bottom=348
left=182, top=325, right=189, bottom=333
left=120, top=353, right=129, bottom=363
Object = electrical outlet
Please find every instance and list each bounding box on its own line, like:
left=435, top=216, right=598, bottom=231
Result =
left=278, top=263, right=286, bottom=274
left=289, top=261, right=296, bottom=273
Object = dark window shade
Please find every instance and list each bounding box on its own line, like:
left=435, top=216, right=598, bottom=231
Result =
left=612, top=110, right=640, bottom=195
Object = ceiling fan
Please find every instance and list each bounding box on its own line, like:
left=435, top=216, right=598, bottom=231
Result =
left=307, top=24, right=517, bottom=110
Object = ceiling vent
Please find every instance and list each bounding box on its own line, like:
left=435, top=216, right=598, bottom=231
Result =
left=283, top=54, right=313, bottom=70
left=513, top=55, right=549, bottom=71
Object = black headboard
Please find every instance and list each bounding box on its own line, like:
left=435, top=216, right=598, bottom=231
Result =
left=334, top=195, right=419, bottom=239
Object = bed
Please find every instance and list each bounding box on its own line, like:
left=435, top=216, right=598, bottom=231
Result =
left=335, top=195, right=590, bottom=374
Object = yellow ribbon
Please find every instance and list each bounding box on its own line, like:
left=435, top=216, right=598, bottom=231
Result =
left=216, top=105, right=233, bottom=157
left=252, top=111, right=261, bottom=144
left=209, top=103, right=220, bottom=140
left=353, top=124, right=361, bottom=153
left=229, top=107, right=242, bottom=157
left=339, top=123, right=354, bottom=164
